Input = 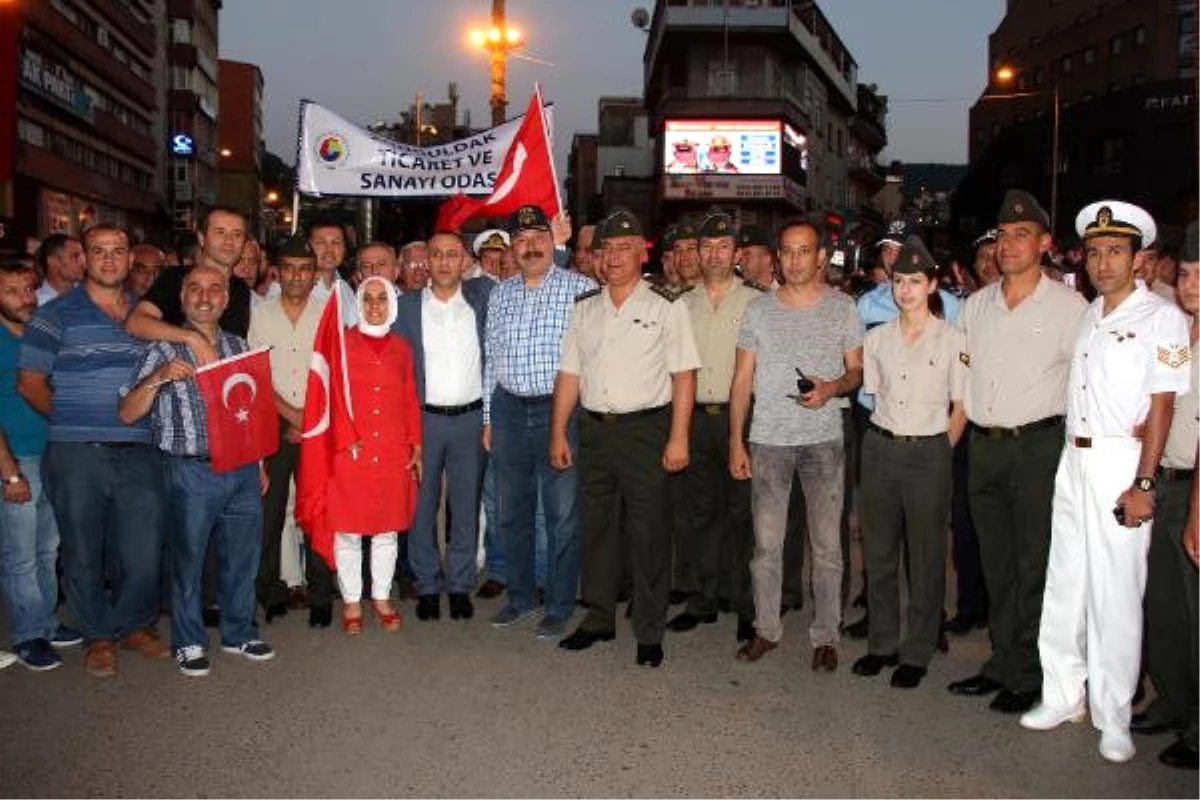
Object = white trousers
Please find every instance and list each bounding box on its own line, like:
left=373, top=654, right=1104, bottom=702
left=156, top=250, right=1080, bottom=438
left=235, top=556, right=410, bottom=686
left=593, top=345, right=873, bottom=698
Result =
left=1039, top=439, right=1150, bottom=734
left=334, top=532, right=398, bottom=602
left=280, top=479, right=305, bottom=588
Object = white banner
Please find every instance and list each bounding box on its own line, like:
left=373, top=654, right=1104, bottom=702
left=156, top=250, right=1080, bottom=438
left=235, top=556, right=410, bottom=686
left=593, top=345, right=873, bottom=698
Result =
left=295, top=100, right=553, bottom=198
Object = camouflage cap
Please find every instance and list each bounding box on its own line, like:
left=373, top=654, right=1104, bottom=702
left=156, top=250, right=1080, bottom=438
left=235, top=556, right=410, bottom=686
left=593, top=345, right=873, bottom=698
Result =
left=997, top=189, right=1050, bottom=229
left=893, top=235, right=937, bottom=275
left=508, top=205, right=551, bottom=235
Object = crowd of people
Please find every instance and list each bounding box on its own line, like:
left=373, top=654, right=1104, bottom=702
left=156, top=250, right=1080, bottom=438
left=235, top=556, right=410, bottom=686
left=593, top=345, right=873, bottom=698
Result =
left=0, top=188, right=1195, bottom=770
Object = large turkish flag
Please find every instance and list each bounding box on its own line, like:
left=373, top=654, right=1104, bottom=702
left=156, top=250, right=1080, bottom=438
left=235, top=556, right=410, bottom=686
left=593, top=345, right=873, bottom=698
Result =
left=194, top=347, right=279, bottom=473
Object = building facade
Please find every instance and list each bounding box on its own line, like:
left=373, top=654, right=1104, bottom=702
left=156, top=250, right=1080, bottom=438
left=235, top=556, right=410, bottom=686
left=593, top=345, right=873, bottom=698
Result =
left=0, top=0, right=164, bottom=241
left=166, top=0, right=221, bottom=233
left=216, top=58, right=262, bottom=235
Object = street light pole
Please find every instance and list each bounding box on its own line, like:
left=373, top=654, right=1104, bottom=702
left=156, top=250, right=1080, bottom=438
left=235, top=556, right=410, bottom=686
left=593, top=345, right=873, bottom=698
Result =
left=1050, top=84, right=1060, bottom=236
left=490, top=0, right=507, bottom=127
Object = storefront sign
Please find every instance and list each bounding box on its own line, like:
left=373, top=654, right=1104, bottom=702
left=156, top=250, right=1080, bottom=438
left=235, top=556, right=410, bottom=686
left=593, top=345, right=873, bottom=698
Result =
left=19, top=48, right=93, bottom=122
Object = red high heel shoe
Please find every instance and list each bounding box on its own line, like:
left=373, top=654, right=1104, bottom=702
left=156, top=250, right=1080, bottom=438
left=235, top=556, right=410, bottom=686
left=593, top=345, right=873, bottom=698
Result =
left=373, top=600, right=403, bottom=632
left=342, top=603, right=363, bottom=635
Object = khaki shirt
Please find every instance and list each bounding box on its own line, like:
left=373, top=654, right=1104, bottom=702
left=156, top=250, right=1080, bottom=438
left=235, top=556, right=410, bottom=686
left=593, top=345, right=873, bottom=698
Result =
left=1162, top=344, right=1199, bottom=469
left=559, top=280, right=701, bottom=413
left=248, top=294, right=324, bottom=407
left=958, top=274, right=1087, bottom=427
left=682, top=279, right=764, bottom=403
left=864, top=316, right=967, bottom=436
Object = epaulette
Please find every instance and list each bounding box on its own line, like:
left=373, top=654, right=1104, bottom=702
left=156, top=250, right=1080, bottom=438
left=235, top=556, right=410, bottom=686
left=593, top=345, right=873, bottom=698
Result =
left=743, top=279, right=768, bottom=292
left=575, top=288, right=602, bottom=303
left=650, top=283, right=684, bottom=302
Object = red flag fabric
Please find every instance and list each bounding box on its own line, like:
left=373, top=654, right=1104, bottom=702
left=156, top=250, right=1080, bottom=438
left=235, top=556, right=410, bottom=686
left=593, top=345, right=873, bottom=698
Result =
left=435, top=87, right=560, bottom=231
left=193, top=347, right=279, bottom=474
left=295, top=288, right=358, bottom=570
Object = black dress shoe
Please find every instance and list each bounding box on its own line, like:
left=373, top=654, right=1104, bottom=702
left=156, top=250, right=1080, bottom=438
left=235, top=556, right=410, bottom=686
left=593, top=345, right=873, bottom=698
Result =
left=1131, top=712, right=1183, bottom=737
left=989, top=689, right=1039, bottom=714
left=716, top=598, right=731, bottom=614
left=942, top=614, right=987, bottom=636
left=474, top=579, right=505, bottom=599
left=558, top=627, right=616, bottom=651
left=1158, top=738, right=1199, bottom=770
left=947, top=674, right=1003, bottom=696
left=416, top=594, right=441, bottom=621
left=852, top=652, right=899, bottom=676
left=448, top=593, right=474, bottom=621
left=843, top=614, right=869, bottom=639
left=666, top=611, right=717, bottom=633
left=890, top=664, right=927, bottom=689
left=736, top=618, right=755, bottom=643
left=202, top=607, right=221, bottom=628
left=264, top=603, right=288, bottom=624
left=668, top=589, right=688, bottom=605
left=308, top=604, right=332, bottom=628
left=636, top=643, right=664, bottom=668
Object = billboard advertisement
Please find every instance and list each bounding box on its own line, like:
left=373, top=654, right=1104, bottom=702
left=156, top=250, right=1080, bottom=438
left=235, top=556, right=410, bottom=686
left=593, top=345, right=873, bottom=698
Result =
left=663, top=120, right=781, bottom=175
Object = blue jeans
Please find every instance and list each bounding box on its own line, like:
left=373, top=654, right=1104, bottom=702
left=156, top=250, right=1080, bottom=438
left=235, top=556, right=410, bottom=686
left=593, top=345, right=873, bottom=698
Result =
left=491, top=388, right=578, bottom=619
left=164, top=457, right=262, bottom=651
left=0, top=455, right=60, bottom=645
left=410, top=410, right=484, bottom=595
left=482, top=458, right=548, bottom=588
left=43, top=442, right=164, bottom=644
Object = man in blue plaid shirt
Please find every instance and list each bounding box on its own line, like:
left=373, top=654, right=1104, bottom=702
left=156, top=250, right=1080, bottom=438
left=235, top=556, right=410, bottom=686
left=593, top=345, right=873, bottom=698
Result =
left=484, top=205, right=596, bottom=638
left=119, top=264, right=273, bottom=677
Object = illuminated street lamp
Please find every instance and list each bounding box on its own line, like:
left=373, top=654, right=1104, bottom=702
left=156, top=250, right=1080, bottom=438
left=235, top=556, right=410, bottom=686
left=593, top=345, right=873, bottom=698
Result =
left=987, top=65, right=1061, bottom=234
left=468, top=0, right=525, bottom=127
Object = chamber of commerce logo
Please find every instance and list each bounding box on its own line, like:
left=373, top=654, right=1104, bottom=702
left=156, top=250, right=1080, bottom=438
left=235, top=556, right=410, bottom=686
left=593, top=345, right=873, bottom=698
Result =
left=315, top=133, right=348, bottom=166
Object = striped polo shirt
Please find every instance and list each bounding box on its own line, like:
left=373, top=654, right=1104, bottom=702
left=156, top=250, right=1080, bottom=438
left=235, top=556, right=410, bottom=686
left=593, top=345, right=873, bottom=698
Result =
left=19, top=285, right=150, bottom=444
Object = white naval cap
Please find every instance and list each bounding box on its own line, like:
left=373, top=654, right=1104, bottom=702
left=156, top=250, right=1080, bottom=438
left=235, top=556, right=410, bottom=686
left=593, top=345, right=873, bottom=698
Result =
left=472, top=228, right=510, bottom=257
left=1075, top=200, right=1156, bottom=248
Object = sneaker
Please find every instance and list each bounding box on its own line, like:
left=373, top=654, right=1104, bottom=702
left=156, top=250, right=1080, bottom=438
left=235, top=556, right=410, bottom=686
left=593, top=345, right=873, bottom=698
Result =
left=15, top=638, right=62, bottom=671
left=490, top=604, right=541, bottom=628
left=0, top=650, right=16, bottom=670
left=535, top=615, right=568, bottom=640
left=50, top=625, right=84, bottom=648
left=1019, top=702, right=1086, bottom=731
left=221, top=639, right=275, bottom=661
left=1099, top=730, right=1136, bottom=763
left=175, top=645, right=210, bottom=677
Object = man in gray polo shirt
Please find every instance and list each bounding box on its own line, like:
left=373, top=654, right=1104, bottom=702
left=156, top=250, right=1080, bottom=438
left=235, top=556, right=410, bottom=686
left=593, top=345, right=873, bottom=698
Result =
left=730, top=218, right=864, bottom=672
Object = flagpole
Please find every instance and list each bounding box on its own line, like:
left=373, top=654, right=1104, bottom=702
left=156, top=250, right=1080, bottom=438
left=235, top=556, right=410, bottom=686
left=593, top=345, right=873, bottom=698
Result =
left=534, top=83, right=563, bottom=215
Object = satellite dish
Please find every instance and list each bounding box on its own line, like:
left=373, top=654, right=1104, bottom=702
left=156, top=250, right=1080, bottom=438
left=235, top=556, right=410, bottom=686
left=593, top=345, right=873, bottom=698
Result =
left=631, top=7, right=650, bottom=29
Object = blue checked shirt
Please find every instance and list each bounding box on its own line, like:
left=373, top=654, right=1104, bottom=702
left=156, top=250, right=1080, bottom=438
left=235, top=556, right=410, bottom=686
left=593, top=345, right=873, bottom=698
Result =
left=121, top=330, right=248, bottom=457
left=483, top=265, right=596, bottom=423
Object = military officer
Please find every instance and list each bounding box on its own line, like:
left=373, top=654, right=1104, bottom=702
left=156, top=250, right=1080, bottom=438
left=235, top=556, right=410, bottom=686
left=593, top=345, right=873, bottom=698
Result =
left=550, top=207, right=701, bottom=668
left=1019, top=202, right=1191, bottom=765
left=670, top=221, right=703, bottom=290
left=1138, top=220, right=1199, bottom=770
left=735, top=224, right=778, bottom=289
left=948, top=189, right=1088, bottom=713
left=668, top=211, right=763, bottom=643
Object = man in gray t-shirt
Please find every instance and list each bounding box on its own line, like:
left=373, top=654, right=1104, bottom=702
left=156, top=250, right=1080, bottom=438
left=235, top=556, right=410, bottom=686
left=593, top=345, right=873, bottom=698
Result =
left=729, top=220, right=864, bottom=671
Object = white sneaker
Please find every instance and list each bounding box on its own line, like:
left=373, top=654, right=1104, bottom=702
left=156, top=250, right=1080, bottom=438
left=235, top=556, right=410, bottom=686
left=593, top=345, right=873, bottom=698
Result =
left=0, top=650, right=16, bottom=670
left=1099, top=730, right=1136, bottom=763
left=1020, top=702, right=1086, bottom=730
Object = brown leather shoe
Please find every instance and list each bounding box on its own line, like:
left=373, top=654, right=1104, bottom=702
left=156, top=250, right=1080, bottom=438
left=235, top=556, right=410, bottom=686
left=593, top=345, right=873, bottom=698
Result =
left=812, top=644, right=838, bottom=673
left=736, top=635, right=778, bottom=662
left=85, top=640, right=117, bottom=678
left=122, top=629, right=168, bottom=660
left=475, top=578, right=506, bottom=599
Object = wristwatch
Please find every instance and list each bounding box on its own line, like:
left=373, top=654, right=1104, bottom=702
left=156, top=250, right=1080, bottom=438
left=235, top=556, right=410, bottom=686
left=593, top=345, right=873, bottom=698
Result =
left=1133, top=476, right=1157, bottom=492
left=3, top=473, right=25, bottom=485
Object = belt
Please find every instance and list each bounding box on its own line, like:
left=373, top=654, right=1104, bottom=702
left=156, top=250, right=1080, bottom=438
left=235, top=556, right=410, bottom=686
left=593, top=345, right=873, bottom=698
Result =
left=1159, top=467, right=1194, bottom=482
left=175, top=453, right=211, bottom=463
left=584, top=404, right=669, bottom=424
left=1068, top=435, right=1142, bottom=449
left=422, top=399, right=483, bottom=416
left=869, top=423, right=943, bottom=443
left=696, top=402, right=728, bottom=416
left=500, top=390, right=551, bottom=405
left=974, top=415, right=1063, bottom=439
left=86, top=441, right=140, bottom=449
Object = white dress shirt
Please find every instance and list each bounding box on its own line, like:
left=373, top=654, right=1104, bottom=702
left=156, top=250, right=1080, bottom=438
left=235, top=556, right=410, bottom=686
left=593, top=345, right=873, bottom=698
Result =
left=422, top=286, right=481, bottom=406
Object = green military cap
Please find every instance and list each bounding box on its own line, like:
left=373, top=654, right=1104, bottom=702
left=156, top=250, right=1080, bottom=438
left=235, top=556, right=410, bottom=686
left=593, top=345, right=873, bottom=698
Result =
left=599, top=207, right=643, bottom=241
left=1183, top=220, right=1198, bottom=263
left=893, top=235, right=937, bottom=275
left=674, top=220, right=699, bottom=243
left=659, top=224, right=679, bottom=250
left=996, top=189, right=1050, bottom=229
left=276, top=233, right=314, bottom=259
left=736, top=224, right=773, bottom=249
left=699, top=212, right=735, bottom=240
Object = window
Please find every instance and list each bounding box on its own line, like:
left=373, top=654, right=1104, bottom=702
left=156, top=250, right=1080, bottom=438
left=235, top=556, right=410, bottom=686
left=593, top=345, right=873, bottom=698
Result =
left=1110, top=35, right=1122, bottom=56
left=706, top=59, right=738, bottom=95
left=1133, top=26, right=1146, bottom=47
left=171, top=18, right=192, bottom=44
left=1083, top=46, right=1095, bottom=65
left=1035, top=66, right=1046, bottom=86
left=17, top=118, right=45, bottom=147
left=1061, top=55, right=1073, bottom=75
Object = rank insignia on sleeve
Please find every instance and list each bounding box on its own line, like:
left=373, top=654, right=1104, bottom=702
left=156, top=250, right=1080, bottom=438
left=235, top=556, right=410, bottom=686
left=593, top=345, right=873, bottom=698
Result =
left=1157, top=344, right=1191, bottom=369
left=959, top=352, right=971, bottom=367
left=575, top=288, right=601, bottom=303
left=650, top=283, right=682, bottom=302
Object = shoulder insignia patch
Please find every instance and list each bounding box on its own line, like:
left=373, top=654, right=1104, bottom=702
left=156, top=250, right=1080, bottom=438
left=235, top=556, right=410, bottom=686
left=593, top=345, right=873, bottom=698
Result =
left=959, top=352, right=971, bottom=367
left=743, top=279, right=768, bottom=292
left=650, top=283, right=682, bottom=302
left=575, top=288, right=602, bottom=303
left=1157, top=343, right=1191, bottom=369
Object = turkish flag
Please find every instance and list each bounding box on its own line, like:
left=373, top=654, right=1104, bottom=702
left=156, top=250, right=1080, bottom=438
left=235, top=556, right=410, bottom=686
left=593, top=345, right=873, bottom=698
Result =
left=295, top=288, right=358, bottom=570
left=194, top=347, right=279, bottom=473
left=435, top=86, right=560, bottom=232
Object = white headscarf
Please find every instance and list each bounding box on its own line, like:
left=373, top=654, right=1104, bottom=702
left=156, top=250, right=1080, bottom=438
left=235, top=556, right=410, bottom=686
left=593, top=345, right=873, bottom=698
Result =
left=355, top=276, right=398, bottom=337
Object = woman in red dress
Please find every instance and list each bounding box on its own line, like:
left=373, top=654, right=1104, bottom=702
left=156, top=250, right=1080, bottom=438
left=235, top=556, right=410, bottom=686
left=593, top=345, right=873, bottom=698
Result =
left=328, top=276, right=422, bottom=633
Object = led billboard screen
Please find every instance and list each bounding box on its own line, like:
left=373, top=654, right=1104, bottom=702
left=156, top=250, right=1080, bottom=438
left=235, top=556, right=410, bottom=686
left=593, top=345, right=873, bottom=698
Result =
left=663, top=120, right=781, bottom=175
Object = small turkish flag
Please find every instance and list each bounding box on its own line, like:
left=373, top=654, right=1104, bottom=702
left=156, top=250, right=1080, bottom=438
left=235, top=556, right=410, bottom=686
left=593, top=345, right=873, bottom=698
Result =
left=194, top=347, right=279, bottom=473
left=435, top=86, right=560, bottom=231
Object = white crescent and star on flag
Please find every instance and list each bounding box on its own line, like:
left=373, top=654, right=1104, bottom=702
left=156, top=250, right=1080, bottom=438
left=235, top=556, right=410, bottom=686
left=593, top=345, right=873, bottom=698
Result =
left=221, top=372, right=257, bottom=424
